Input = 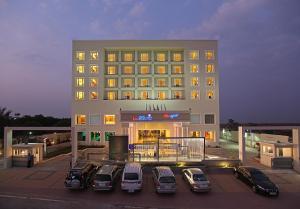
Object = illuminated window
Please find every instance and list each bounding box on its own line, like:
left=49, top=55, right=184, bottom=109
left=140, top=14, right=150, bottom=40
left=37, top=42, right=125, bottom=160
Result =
left=188, top=50, right=199, bottom=60
left=191, top=77, right=199, bottom=86
left=75, top=78, right=84, bottom=87
left=122, top=65, right=134, bottom=74
left=89, top=115, right=100, bottom=125
left=140, top=91, right=150, bottom=99
left=172, top=90, right=183, bottom=99
left=107, top=52, right=117, bottom=62
left=207, top=90, right=214, bottom=99
left=139, top=78, right=150, bottom=87
left=156, top=78, right=167, bottom=87
left=76, top=51, right=85, bottom=61
left=191, top=90, right=199, bottom=100
left=104, top=115, right=116, bottom=125
left=205, top=50, right=214, bottom=60
left=157, top=91, right=167, bottom=100
left=155, top=65, right=167, bottom=74
left=90, top=65, right=99, bottom=73
left=90, top=78, right=98, bottom=88
left=156, top=53, right=166, bottom=62
left=190, top=64, right=199, bottom=73
left=90, top=91, right=98, bottom=100
left=106, top=91, right=117, bottom=100
left=172, top=78, right=183, bottom=87
left=77, top=132, right=86, bottom=141
left=172, top=52, right=183, bottom=62
left=139, top=65, right=150, bottom=74
left=205, top=131, right=215, bottom=140
left=76, top=65, right=85, bottom=74
left=172, top=65, right=183, bottom=74
left=106, top=65, right=117, bottom=75
left=106, top=78, right=117, bottom=88
left=122, top=91, right=134, bottom=100
left=206, top=64, right=215, bottom=73
left=75, top=91, right=85, bottom=100
left=90, top=51, right=98, bottom=60
left=91, top=131, right=101, bottom=141
left=206, top=77, right=215, bottom=86
left=122, top=78, right=134, bottom=87
left=190, top=131, right=201, bottom=137
left=75, top=114, right=86, bottom=125
left=205, top=114, right=215, bottom=124
left=140, top=52, right=150, bottom=62
left=123, top=52, right=134, bottom=62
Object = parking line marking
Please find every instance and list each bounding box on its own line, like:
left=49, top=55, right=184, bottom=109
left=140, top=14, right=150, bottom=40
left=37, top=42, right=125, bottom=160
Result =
left=0, top=193, right=74, bottom=203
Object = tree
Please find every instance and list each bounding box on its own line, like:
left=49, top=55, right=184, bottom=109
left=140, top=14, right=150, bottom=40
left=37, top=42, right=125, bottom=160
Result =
left=0, top=107, right=12, bottom=139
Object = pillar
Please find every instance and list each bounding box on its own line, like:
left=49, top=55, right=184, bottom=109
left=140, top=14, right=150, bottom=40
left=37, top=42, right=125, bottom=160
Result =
left=71, top=127, right=78, bottom=167
left=292, top=128, right=300, bottom=172
left=238, top=126, right=245, bottom=164
left=4, top=127, right=13, bottom=168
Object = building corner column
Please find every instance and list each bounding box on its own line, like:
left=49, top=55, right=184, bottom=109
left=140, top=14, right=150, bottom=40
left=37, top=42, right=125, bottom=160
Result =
left=238, top=126, right=245, bottom=164
left=71, top=127, right=78, bottom=167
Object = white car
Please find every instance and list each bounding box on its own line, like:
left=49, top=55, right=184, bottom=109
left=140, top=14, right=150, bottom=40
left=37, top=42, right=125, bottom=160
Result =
left=182, top=168, right=211, bottom=192
left=121, top=163, right=142, bottom=192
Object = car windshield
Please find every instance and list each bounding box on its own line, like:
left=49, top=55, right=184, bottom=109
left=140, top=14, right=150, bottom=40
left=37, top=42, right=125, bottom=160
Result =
left=124, top=173, right=139, bottom=180
left=95, top=174, right=111, bottom=181
left=69, top=171, right=81, bottom=180
left=193, top=174, right=207, bottom=181
left=159, top=176, right=175, bottom=183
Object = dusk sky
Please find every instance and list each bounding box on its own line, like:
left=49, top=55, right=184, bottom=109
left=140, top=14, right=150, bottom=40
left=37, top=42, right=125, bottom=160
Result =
left=0, top=0, right=300, bottom=123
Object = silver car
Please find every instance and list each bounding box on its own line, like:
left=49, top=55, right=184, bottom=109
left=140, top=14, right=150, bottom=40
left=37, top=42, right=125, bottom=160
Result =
left=152, top=166, right=176, bottom=193
left=92, top=165, right=121, bottom=191
left=182, top=168, right=211, bottom=192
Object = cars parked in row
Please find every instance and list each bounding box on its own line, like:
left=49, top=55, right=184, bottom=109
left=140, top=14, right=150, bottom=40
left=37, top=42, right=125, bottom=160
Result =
left=64, top=162, right=98, bottom=189
left=233, top=166, right=279, bottom=197
left=182, top=168, right=211, bottom=192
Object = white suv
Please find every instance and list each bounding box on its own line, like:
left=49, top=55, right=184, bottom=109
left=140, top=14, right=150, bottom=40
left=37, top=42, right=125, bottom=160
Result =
left=121, top=163, right=143, bottom=193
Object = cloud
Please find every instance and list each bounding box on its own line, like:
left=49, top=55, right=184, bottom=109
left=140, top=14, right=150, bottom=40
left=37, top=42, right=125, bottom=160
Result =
left=129, top=1, right=145, bottom=17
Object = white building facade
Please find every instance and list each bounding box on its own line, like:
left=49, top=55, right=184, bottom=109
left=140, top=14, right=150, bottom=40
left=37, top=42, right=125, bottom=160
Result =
left=71, top=40, right=220, bottom=150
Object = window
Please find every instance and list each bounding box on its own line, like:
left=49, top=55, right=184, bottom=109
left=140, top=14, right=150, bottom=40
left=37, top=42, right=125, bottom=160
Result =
left=105, top=132, right=115, bottom=141
left=106, top=78, right=117, bottom=88
left=90, top=51, right=98, bottom=60
left=190, top=64, right=199, bottom=73
left=191, top=90, right=199, bottom=100
left=90, top=65, right=99, bottom=73
left=172, top=78, right=183, bottom=87
left=139, top=65, right=150, bottom=74
left=75, top=114, right=86, bottom=125
left=188, top=50, right=199, bottom=60
left=122, top=91, right=134, bottom=100
left=122, top=78, right=134, bottom=87
left=122, top=65, right=134, bottom=74
left=205, top=131, right=215, bottom=140
left=156, top=78, right=168, bottom=87
left=172, top=65, right=183, bottom=74
left=207, top=90, right=214, bottom=99
left=89, top=115, right=100, bottom=125
left=191, top=77, right=199, bottom=86
left=91, top=132, right=101, bottom=141
left=106, top=65, right=117, bottom=75
left=107, top=52, right=117, bottom=62
left=262, top=145, right=274, bottom=155
left=139, top=78, right=150, bottom=87
left=90, top=78, right=98, bottom=88
left=190, top=131, right=201, bottom=137
left=104, top=115, right=116, bottom=125
left=139, top=91, right=150, bottom=99
left=191, top=114, right=200, bottom=124
left=205, top=114, right=215, bottom=124
left=172, top=90, right=183, bottom=99
left=206, top=64, right=215, bottom=73
left=171, top=52, right=183, bottom=62
left=76, top=65, right=85, bottom=74
left=75, top=91, right=84, bottom=100
left=75, top=78, right=84, bottom=87
left=205, top=50, right=214, bottom=60
left=206, top=77, right=215, bottom=86
left=123, top=52, right=134, bottom=62
left=77, top=132, right=86, bottom=141
left=106, top=91, right=117, bottom=100
left=90, top=91, right=98, bottom=100
left=76, top=51, right=85, bottom=61
left=140, top=52, right=150, bottom=62
left=157, top=91, right=167, bottom=100
left=155, top=65, right=167, bottom=74
left=156, top=52, right=166, bottom=62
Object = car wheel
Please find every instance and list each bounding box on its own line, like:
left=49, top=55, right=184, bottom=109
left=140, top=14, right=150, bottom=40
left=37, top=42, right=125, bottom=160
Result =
left=252, top=186, right=257, bottom=193
left=234, top=172, right=239, bottom=179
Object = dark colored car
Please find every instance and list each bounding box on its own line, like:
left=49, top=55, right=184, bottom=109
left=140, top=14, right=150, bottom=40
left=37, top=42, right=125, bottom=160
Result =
left=233, top=166, right=279, bottom=196
left=64, top=162, right=98, bottom=189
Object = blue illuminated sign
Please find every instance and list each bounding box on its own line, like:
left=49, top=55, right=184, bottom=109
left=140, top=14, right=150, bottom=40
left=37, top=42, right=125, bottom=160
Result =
left=132, top=114, right=153, bottom=121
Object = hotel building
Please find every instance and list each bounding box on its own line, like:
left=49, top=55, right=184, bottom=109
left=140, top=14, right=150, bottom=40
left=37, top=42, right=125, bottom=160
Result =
left=71, top=40, right=220, bottom=156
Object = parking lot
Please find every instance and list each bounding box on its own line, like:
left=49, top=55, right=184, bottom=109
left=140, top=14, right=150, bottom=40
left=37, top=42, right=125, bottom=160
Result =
left=1, top=154, right=300, bottom=209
